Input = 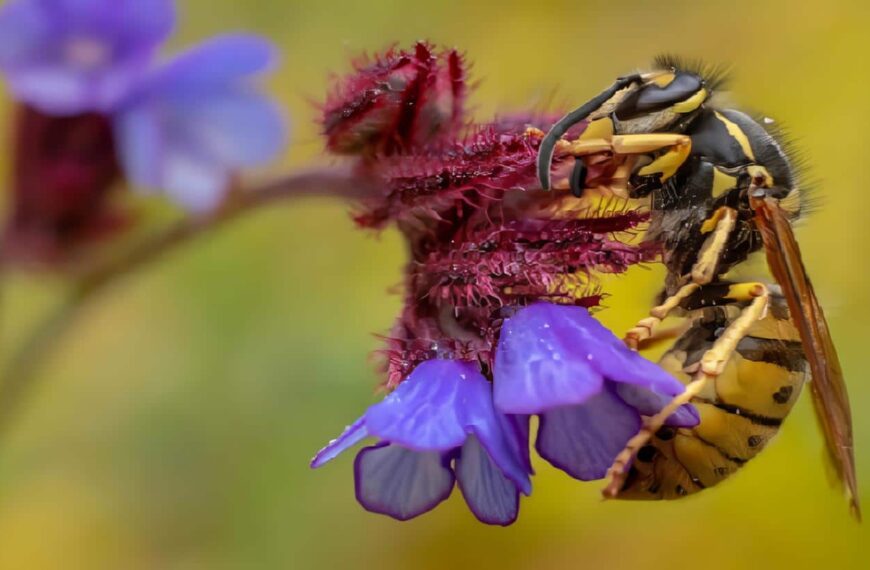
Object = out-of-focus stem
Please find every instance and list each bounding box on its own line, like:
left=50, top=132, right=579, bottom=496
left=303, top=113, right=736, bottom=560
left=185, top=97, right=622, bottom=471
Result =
left=0, top=165, right=367, bottom=436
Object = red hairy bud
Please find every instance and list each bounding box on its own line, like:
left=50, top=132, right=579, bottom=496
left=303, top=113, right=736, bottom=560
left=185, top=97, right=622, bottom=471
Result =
left=322, top=42, right=467, bottom=156
left=3, top=105, right=123, bottom=264
left=325, top=43, right=659, bottom=386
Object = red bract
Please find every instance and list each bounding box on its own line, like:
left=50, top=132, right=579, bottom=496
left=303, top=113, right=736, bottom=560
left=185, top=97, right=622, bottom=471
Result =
left=322, top=41, right=467, bottom=156
left=3, top=105, right=124, bottom=264
left=323, top=44, right=658, bottom=386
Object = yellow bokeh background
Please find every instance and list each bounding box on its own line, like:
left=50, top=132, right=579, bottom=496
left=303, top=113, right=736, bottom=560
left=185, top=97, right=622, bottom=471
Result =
left=1, top=0, right=869, bottom=568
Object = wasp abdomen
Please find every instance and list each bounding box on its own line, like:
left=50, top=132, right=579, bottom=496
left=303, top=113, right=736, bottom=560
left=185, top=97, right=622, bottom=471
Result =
left=618, top=296, right=808, bottom=500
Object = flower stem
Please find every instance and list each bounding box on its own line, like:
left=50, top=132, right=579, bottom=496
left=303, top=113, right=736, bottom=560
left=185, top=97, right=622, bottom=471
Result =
left=0, top=165, right=367, bottom=437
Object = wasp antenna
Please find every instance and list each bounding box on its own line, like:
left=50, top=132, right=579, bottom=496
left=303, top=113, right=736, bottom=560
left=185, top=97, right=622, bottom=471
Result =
left=537, top=74, right=642, bottom=190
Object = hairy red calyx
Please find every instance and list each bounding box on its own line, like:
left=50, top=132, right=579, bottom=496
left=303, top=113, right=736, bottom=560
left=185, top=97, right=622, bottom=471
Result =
left=322, top=41, right=467, bottom=156
left=323, top=43, right=659, bottom=385
left=4, top=105, right=125, bottom=264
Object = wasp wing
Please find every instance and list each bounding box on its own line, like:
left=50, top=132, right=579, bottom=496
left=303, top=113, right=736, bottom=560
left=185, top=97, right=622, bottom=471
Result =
left=754, top=196, right=860, bottom=520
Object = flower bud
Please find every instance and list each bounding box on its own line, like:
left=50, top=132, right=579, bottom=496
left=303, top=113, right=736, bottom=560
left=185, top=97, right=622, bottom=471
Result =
left=3, top=105, right=122, bottom=263
left=322, top=42, right=467, bottom=156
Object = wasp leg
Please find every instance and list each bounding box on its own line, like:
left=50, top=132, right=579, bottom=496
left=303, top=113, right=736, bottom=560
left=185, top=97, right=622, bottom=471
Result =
left=635, top=321, right=692, bottom=351
left=692, top=207, right=738, bottom=284
left=603, top=282, right=770, bottom=498
left=625, top=282, right=701, bottom=350
left=560, top=133, right=691, bottom=158
left=624, top=207, right=738, bottom=350
left=551, top=133, right=692, bottom=198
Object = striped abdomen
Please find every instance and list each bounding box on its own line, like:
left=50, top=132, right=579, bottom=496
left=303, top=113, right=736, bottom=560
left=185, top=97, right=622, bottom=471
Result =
left=618, top=296, right=808, bottom=499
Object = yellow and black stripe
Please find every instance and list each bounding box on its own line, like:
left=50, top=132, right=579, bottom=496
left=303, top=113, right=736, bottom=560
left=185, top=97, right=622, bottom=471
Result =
left=618, top=293, right=808, bottom=500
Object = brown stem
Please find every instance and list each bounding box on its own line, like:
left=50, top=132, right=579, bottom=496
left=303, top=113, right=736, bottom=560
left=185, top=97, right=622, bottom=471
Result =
left=0, top=165, right=368, bottom=436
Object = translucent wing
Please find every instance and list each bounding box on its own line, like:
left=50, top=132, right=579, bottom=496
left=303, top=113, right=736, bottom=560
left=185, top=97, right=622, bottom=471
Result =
left=753, top=195, right=860, bottom=520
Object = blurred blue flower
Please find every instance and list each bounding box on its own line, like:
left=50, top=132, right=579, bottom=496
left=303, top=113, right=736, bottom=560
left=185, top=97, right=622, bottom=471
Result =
left=311, top=359, right=532, bottom=525
left=114, top=36, right=287, bottom=212
left=0, top=0, right=287, bottom=222
left=494, top=302, right=699, bottom=481
left=0, top=0, right=175, bottom=115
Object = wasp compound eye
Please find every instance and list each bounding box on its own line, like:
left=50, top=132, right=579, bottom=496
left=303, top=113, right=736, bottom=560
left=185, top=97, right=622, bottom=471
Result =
left=614, top=72, right=705, bottom=121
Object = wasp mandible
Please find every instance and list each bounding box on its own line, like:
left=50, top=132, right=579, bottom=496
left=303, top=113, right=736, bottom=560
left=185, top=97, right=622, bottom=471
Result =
left=534, top=56, right=859, bottom=518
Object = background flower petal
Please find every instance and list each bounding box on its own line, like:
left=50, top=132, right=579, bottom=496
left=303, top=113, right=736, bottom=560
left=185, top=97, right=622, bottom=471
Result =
left=51, top=0, right=174, bottom=48
left=354, top=444, right=454, bottom=521
left=455, top=436, right=520, bottom=526
left=310, top=417, right=369, bottom=469
left=114, top=104, right=163, bottom=190
left=0, top=0, right=51, bottom=68
left=0, top=0, right=174, bottom=114
left=536, top=388, right=641, bottom=481
left=157, top=88, right=286, bottom=168
left=159, top=149, right=231, bottom=212
left=149, top=35, right=277, bottom=94
left=365, top=360, right=472, bottom=451
left=4, top=65, right=91, bottom=114
left=114, top=33, right=286, bottom=211
left=494, top=303, right=604, bottom=414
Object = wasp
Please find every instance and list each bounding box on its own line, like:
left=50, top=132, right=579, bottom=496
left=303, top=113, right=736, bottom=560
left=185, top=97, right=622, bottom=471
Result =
left=534, top=56, right=859, bottom=518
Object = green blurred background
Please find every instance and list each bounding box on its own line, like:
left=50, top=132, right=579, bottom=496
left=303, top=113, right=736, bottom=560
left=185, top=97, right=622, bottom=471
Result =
left=0, top=0, right=869, bottom=568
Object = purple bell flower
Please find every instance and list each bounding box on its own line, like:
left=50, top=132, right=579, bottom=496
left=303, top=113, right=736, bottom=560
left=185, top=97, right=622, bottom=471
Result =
left=0, top=0, right=175, bottom=115
left=494, top=302, right=699, bottom=481
left=114, top=35, right=287, bottom=212
left=311, top=359, right=532, bottom=525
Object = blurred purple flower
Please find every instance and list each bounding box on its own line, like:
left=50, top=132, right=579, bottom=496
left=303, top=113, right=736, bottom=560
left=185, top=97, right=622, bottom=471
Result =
left=311, top=359, right=532, bottom=525
left=494, top=303, right=699, bottom=481
left=0, top=3, right=287, bottom=260
left=114, top=35, right=287, bottom=212
left=0, top=0, right=175, bottom=115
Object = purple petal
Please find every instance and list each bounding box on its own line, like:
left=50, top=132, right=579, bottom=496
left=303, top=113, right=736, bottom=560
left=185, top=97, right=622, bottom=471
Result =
left=536, top=387, right=641, bottom=481
left=113, top=34, right=286, bottom=212
left=354, top=444, right=454, bottom=521
left=107, top=0, right=175, bottom=53
left=115, top=92, right=285, bottom=212
left=0, top=0, right=174, bottom=114
left=501, top=413, right=534, bottom=476
left=7, top=62, right=146, bottom=115
left=148, top=35, right=276, bottom=95
left=49, top=0, right=174, bottom=48
left=52, top=0, right=175, bottom=35
left=494, top=303, right=604, bottom=414
left=614, top=382, right=700, bottom=427
left=0, top=0, right=51, bottom=68
left=455, top=436, right=520, bottom=526
left=365, top=360, right=475, bottom=451
left=113, top=104, right=163, bottom=190
left=310, top=416, right=369, bottom=469
left=460, top=375, right=532, bottom=494
left=155, top=148, right=232, bottom=212
left=547, top=305, right=687, bottom=395
left=157, top=88, right=286, bottom=168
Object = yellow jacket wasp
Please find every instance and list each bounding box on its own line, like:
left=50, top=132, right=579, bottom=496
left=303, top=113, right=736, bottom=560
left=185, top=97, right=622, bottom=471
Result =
left=535, top=56, right=859, bottom=518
